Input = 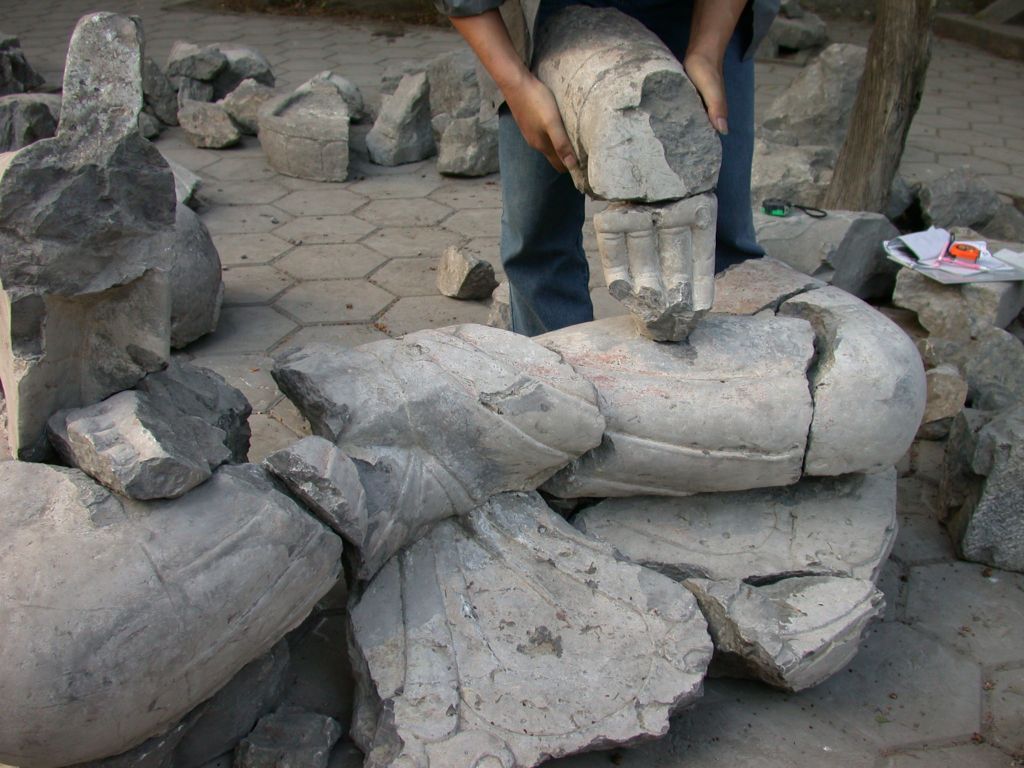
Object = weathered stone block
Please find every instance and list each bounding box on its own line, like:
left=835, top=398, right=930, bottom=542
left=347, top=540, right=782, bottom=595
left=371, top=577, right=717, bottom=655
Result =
left=436, top=243, right=499, bottom=299
left=0, top=462, right=342, bottom=767
left=436, top=113, right=498, bottom=177
left=922, top=363, right=968, bottom=426
left=918, top=167, right=1002, bottom=229
left=138, top=109, right=162, bottom=139
left=780, top=287, right=926, bottom=476
left=178, top=100, right=241, bottom=148
left=750, top=138, right=834, bottom=208
left=349, top=491, right=712, bottom=768
left=533, top=6, right=720, bottom=202
left=365, top=71, right=434, bottom=166
left=235, top=710, right=340, bottom=768
left=0, top=92, right=59, bottom=151
left=539, top=313, right=815, bottom=497
left=211, top=44, right=274, bottom=99
left=427, top=49, right=480, bottom=122
left=219, top=77, right=274, bottom=135
left=167, top=41, right=227, bottom=82
left=259, top=85, right=350, bottom=182
left=297, top=70, right=364, bottom=122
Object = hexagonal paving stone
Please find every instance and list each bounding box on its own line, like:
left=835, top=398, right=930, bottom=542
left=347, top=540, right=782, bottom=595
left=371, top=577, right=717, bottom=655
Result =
left=363, top=227, right=460, bottom=259
left=156, top=147, right=221, bottom=172
left=277, top=244, right=389, bottom=280
left=347, top=171, right=444, bottom=199
left=905, top=562, right=1024, bottom=668
left=428, top=181, right=502, bottom=209
left=212, top=233, right=293, bottom=266
left=199, top=179, right=290, bottom=206
left=375, top=295, right=491, bottom=337
left=201, top=204, right=291, bottom=235
left=355, top=198, right=453, bottom=228
left=591, top=287, right=624, bottom=321
left=275, top=188, right=369, bottom=217
left=269, top=396, right=312, bottom=438
left=271, top=323, right=389, bottom=353
left=273, top=215, right=375, bottom=245
left=442, top=208, right=501, bottom=239
left=798, top=622, right=981, bottom=749
left=880, top=745, right=1016, bottom=767
left=200, top=156, right=279, bottom=182
left=185, top=306, right=298, bottom=357
left=369, top=256, right=439, bottom=297
left=274, top=279, right=394, bottom=324
left=186, top=354, right=281, bottom=412
left=248, top=413, right=302, bottom=463
left=222, top=265, right=295, bottom=305
left=988, top=667, right=1024, bottom=754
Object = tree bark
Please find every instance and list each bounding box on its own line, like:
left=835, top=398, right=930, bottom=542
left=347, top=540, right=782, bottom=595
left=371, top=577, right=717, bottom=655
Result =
left=822, top=0, right=937, bottom=212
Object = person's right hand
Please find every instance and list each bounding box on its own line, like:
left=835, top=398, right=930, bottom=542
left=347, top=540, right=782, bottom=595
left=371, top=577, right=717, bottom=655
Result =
left=503, top=74, right=578, bottom=174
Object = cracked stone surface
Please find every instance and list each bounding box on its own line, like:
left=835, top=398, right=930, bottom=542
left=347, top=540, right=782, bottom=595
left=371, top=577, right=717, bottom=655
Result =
left=710, top=256, right=825, bottom=316
left=0, top=462, right=342, bottom=768
left=273, top=324, right=604, bottom=579
left=259, top=85, right=351, bottom=182
left=349, top=491, right=713, bottom=768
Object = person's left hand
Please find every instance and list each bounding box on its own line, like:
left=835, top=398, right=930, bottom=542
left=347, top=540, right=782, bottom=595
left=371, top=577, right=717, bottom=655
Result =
left=683, top=51, right=729, bottom=136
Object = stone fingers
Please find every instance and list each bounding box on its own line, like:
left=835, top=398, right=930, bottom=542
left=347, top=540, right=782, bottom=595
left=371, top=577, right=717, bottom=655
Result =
left=595, top=205, right=652, bottom=297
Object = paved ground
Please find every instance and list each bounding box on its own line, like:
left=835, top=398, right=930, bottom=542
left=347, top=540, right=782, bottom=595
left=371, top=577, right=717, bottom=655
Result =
left=4, top=1, right=1023, bottom=766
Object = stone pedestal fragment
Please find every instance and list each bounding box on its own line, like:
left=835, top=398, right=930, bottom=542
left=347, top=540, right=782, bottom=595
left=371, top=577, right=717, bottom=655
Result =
left=711, top=256, right=825, bottom=316
left=219, top=77, right=275, bottom=135
left=162, top=203, right=223, bottom=347
left=0, top=32, right=45, bottom=95
left=0, top=92, right=59, bottom=151
left=538, top=314, right=815, bottom=497
left=436, top=114, right=499, bottom=177
left=274, top=324, right=604, bottom=579
left=366, top=71, right=434, bottom=166
left=0, top=462, right=342, bottom=768
left=595, top=194, right=717, bottom=341
left=687, top=575, right=883, bottom=692
left=298, top=71, right=365, bottom=122
left=753, top=209, right=900, bottom=300
left=0, top=13, right=176, bottom=459
left=780, top=287, right=926, bottom=476
left=235, top=710, right=341, bottom=768
left=179, top=101, right=241, bottom=148
left=259, top=84, right=351, bottom=182
left=436, top=243, right=498, bottom=299
left=574, top=469, right=898, bottom=583
left=533, top=6, right=720, bottom=202
left=349, top=492, right=712, bottom=768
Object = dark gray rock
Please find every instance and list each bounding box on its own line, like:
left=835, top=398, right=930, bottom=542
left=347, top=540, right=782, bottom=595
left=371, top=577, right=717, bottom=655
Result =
left=219, top=77, right=275, bottom=134
left=176, top=76, right=216, bottom=108
left=979, top=202, right=1024, bottom=243
left=0, top=92, right=59, bottom=151
left=366, top=71, right=434, bottom=166
left=235, top=709, right=341, bottom=768
left=139, top=109, right=162, bottom=139
left=178, top=100, right=241, bottom=148
left=161, top=203, right=223, bottom=347
left=771, top=11, right=828, bottom=51
left=918, top=167, right=1002, bottom=229
left=380, top=59, right=423, bottom=95
left=211, top=44, right=274, bottom=99
left=962, top=326, right=1024, bottom=411
left=167, top=41, right=227, bottom=82
left=0, top=32, right=45, bottom=95
left=142, top=56, right=179, bottom=125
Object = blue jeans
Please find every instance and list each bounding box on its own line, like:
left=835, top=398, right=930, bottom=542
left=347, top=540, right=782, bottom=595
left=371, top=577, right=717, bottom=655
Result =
left=500, top=0, right=763, bottom=336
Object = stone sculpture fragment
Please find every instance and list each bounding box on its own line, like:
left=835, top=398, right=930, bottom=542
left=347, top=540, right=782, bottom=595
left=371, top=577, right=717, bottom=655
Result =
left=349, top=491, right=713, bottom=768
left=259, top=84, right=351, bottom=182
left=710, top=256, right=825, bottom=316
left=297, top=70, right=365, bottom=122
left=436, top=243, right=499, bottom=299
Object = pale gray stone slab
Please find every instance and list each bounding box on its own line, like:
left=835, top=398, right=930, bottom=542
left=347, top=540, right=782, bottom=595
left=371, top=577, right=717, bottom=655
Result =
left=575, top=469, right=898, bottom=583
left=0, top=92, right=59, bottom=151
left=436, top=243, right=498, bottom=299
left=365, top=71, right=434, bottom=167
left=761, top=44, right=866, bottom=152
left=179, top=100, right=241, bottom=149
left=711, top=256, right=825, bottom=316
left=235, top=709, right=340, bottom=768
left=436, top=113, right=498, bottom=177
left=263, top=435, right=368, bottom=545
left=780, top=287, right=927, bottom=476
left=687, top=575, right=884, bottom=692
left=0, top=32, right=45, bottom=95
left=533, top=6, right=720, bottom=202
left=259, top=85, right=350, bottom=182
left=274, top=324, right=604, bottom=579
left=538, top=314, right=815, bottom=497
left=349, top=491, right=712, bottom=768
left=219, top=78, right=275, bottom=135
left=0, top=462, right=342, bottom=767
left=754, top=209, right=900, bottom=301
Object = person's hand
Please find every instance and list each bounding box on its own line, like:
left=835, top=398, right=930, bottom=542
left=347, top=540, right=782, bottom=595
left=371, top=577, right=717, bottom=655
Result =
left=502, top=73, right=578, bottom=173
left=683, top=51, right=729, bottom=136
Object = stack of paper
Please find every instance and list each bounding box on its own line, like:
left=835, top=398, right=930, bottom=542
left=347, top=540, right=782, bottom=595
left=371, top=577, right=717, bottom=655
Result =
left=883, top=226, right=1024, bottom=284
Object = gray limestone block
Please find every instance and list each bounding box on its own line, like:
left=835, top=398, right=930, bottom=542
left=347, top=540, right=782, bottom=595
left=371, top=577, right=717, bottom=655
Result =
left=235, top=709, right=341, bottom=768
left=273, top=324, right=605, bottom=580
left=176, top=77, right=216, bottom=108
left=595, top=194, right=717, bottom=341
left=160, top=203, right=223, bottom=347
left=780, top=286, right=927, bottom=476
left=210, top=44, right=274, bottom=99
left=259, top=86, right=351, bottom=182
left=178, top=100, right=241, bottom=148
left=436, top=113, right=498, bottom=177
left=426, top=49, right=481, bottom=121
left=753, top=209, right=900, bottom=301
left=264, top=435, right=368, bottom=545
left=761, top=44, right=866, bottom=152
left=711, top=256, right=825, bottom=316
left=139, top=109, right=162, bottom=139
left=0, top=32, right=45, bottom=95
left=167, top=41, right=228, bottom=82
left=922, top=363, right=968, bottom=426
left=771, top=11, right=828, bottom=50
left=135, top=358, right=253, bottom=464
left=436, top=243, right=499, bottom=299
left=219, top=77, right=275, bottom=135
left=687, top=575, right=884, bottom=692
left=0, top=462, right=342, bottom=768
left=918, top=167, right=1002, bottom=229
left=142, top=56, right=179, bottom=126
left=538, top=313, right=815, bottom=497
left=574, top=469, right=898, bottom=584
left=173, top=641, right=291, bottom=768
left=48, top=388, right=230, bottom=499
left=365, top=71, right=435, bottom=166
left=164, top=154, right=202, bottom=208
left=0, top=92, right=59, bottom=151
left=297, top=70, right=365, bottom=122
left=943, top=405, right=1024, bottom=573
left=349, top=491, right=712, bottom=768
left=750, top=138, right=835, bottom=208
left=533, top=6, right=720, bottom=202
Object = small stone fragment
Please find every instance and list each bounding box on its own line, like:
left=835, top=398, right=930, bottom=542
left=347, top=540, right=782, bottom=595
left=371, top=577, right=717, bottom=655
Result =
left=922, top=364, right=968, bottom=427
left=211, top=44, right=274, bottom=99
left=686, top=575, right=883, bottom=692
left=263, top=435, right=368, bottom=545
left=178, top=100, right=241, bottom=148
left=365, top=71, right=434, bottom=166
left=259, top=85, right=351, bottom=182
left=235, top=710, right=341, bottom=768
left=164, top=154, right=202, bottom=208
left=219, top=77, right=274, bottom=135
left=349, top=491, right=712, bottom=768
left=436, top=243, right=499, bottom=299
left=436, top=113, right=498, bottom=176
left=0, top=92, right=59, bottom=151
left=167, top=41, right=227, bottom=82
left=711, top=256, right=825, bottom=315
left=142, top=56, right=179, bottom=125
left=297, top=70, right=365, bottom=122
left=0, top=32, right=45, bottom=95
left=918, top=167, right=1002, bottom=229
left=488, top=280, right=512, bottom=330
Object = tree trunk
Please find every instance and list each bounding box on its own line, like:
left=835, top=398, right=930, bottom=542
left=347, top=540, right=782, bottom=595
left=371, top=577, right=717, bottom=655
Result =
left=822, top=0, right=937, bottom=212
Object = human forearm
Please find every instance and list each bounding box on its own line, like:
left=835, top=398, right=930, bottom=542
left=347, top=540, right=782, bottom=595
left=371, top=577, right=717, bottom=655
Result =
left=683, top=0, right=748, bottom=134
